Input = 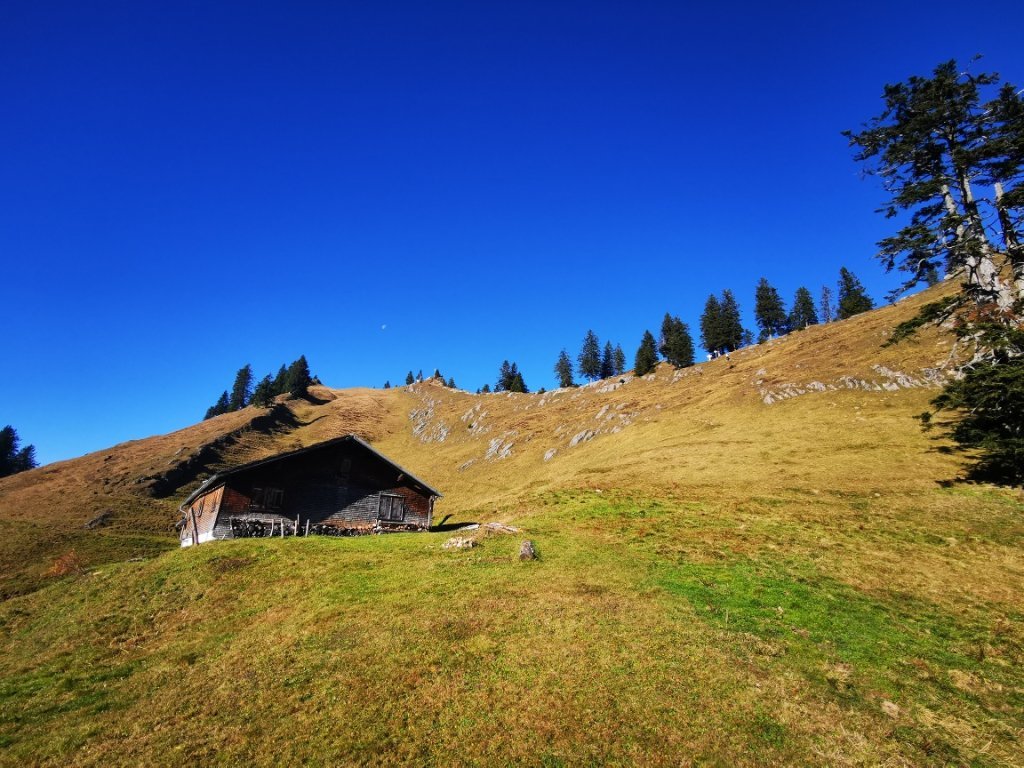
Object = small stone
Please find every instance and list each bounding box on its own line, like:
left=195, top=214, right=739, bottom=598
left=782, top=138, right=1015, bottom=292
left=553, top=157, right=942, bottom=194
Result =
left=881, top=700, right=900, bottom=719
left=519, top=540, right=538, bottom=561
left=443, top=537, right=476, bottom=550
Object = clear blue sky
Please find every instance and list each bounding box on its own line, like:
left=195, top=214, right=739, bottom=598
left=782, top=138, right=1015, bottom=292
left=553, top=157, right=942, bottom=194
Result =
left=3, top=1, right=1023, bottom=465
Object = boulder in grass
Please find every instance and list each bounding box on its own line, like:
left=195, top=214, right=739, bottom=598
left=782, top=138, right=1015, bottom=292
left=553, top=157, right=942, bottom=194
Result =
left=443, top=537, right=476, bottom=551
left=519, top=540, right=537, bottom=561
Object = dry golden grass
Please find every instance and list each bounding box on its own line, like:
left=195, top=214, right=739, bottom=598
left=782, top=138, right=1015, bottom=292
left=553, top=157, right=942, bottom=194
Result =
left=1, top=280, right=1022, bottom=765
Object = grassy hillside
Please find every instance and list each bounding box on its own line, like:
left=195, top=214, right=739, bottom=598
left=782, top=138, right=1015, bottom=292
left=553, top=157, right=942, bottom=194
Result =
left=1, top=282, right=1022, bottom=765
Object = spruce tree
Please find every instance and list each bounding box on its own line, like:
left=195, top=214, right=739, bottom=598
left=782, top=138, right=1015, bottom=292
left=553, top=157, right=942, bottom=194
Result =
left=271, top=365, right=288, bottom=396
left=578, top=330, right=601, bottom=381
left=251, top=375, right=274, bottom=407
left=0, top=425, right=38, bottom=478
left=447, top=377, right=456, bottom=388
left=659, top=313, right=695, bottom=367
left=205, top=391, right=230, bottom=419
left=837, top=268, right=874, bottom=319
left=284, top=355, right=312, bottom=398
left=719, top=290, right=745, bottom=352
left=228, top=364, right=253, bottom=411
left=634, top=331, right=659, bottom=376
left=789, top=287, right=819, bottom=329
left=497, top=360, right=513, bottom=392
left=754, top=278, right=788, bottom=342
left=405, top=371, right=415, bottom=386
left=433, top=368, right=442, bottom=379
left=613, top=344, right=626, bottom=376
left=554, top=350, right=575, bottom=388
left=383, top=381, right=391, bottom=389
left=509, top=370, right=528, bottom=393
left=481, top=383, right=491, bottom=393
left=820, top=286, right=834, bottom=323
left=600, top=342, right=615, bottom=379
left=417, top=370, right=424, bottom=382
left=700, top=294, right=722, bottom=354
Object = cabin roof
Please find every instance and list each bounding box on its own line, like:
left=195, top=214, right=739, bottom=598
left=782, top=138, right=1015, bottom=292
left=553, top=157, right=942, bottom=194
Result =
left=179, top=434, right=442, bottom=511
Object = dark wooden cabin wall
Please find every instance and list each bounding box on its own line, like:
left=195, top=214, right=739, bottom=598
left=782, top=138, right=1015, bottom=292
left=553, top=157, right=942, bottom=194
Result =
left=199, top=441, right=435, bottom=540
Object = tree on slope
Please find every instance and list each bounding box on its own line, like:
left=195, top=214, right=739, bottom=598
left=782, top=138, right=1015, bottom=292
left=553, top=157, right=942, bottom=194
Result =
left=578, top=330, right=602, bottom=381
left=613, top=344, right=626, bottom=376
left=634, top=330, right=659, bottom=376
left=850, top=60, right=1024, bottom=486
left=600, top=342, right=616, bottom=379
left=837, top=268, right=874, bottom=319
left=0, top=425, right=37, bottom=478
left=228, top=364, right=253, bottom=411
left=789, top=287, right=819, bottom=329
left=205, top=391, right=230, bottom=420
left=285, top=356, right=312, bottom=398
left=251, top=375, right=275, bottom=407
left=554, top=349, right=575, bottom=388
left=405, top=371, right=415, bottom=386
left=844, top=59, right=1024, bottom=307
left=718, top=290, right=745, bottom=352
left=700, top=295, right=722, bottom=354
left=659, top=313, right=695, bottom=367
left=754, top=278, right=788, bottom=342
left=271, top=365, right=288, bottom=396
left=820, top=286, right=834, bottom=323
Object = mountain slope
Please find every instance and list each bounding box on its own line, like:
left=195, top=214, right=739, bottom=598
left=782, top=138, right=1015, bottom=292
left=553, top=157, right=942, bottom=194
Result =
left=1, top=282, right=1022, bottom=766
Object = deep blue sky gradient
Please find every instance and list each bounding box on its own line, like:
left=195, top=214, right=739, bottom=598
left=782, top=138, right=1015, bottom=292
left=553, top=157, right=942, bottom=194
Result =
left=3, top=1, right=1023, bottom=464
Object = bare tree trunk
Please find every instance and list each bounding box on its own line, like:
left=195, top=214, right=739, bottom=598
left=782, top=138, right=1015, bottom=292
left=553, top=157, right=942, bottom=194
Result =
left=943, top=183, right=1012, bottom=308
left=995, top=182, right=1024, bottom=303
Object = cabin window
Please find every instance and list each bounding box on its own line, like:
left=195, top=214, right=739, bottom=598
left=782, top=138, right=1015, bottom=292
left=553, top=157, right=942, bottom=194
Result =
left=378, top=494, right=405, bottom=522
left=251, top=486, right=284, bottom=511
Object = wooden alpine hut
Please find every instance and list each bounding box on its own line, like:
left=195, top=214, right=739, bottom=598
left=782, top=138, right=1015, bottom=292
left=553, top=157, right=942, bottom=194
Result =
left=178, top=435, right=441, bottom=547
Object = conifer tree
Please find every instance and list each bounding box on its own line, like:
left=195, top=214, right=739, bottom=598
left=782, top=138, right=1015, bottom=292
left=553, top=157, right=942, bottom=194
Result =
left=205, top=391, right=230, bottom=419
left=447, top=377, right=456, bottom=388
left=844, top=60, right=1024, bottom=306
left=719, top=290, right=745, bottom=352
left=578, top=330, right=602, bottom=381
left=228, top=364, right=253, bottom=411
left=405, top=371, right=415, bottom=386
left=659, top=313, right=695, bottom=367
left=284, top=355, right=312, bottom=398
left=600, top=342, right=615, bottom=379
left=0, top=425, right=37, bottom=478
left=554, top=350, right=575, bottom=388
left=497, top=360, right=513, bottom=392
left=433, top=368, right=442, bottom=379
left=383, top=381, right=391, bottom=389
left=271, top=365, right=288, bottom=396
left=700, top=294, right=722, bottom=354
left=820, top=286, right=834, bottom=323
left=613, top=344, right=626, bottom=376
left=417, top=370, right=424, bottom=382
left=789, top=287, right=819, bottom=329
left=754, top=278, right=789, bottom=342
left=837, top=268, right=875, bottom=319
left=509, top=370, right=528, bottom=393
left=481, top=383, right=491, bottom=393
left=251, top=375, right=275, bottom=407
left=634, top=331, right=659, bottom=376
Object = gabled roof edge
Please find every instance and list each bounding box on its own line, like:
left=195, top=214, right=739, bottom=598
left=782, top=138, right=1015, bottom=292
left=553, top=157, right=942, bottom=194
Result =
left=178, top=434, right=442, bottom=513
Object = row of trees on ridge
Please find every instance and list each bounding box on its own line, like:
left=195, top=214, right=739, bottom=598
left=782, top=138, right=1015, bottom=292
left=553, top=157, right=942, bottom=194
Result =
left=204, top=356, right=313, bottom=419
